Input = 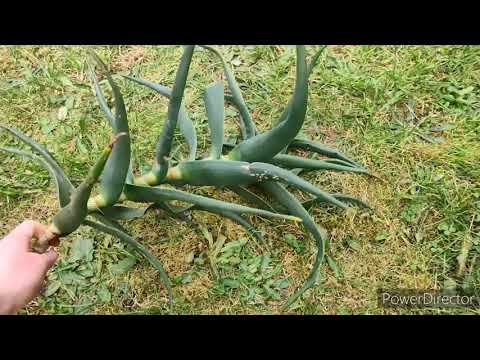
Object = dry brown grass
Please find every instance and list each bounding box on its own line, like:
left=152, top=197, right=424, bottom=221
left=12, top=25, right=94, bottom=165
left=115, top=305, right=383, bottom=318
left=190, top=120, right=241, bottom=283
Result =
left=112, top=46, right=147, bottom=72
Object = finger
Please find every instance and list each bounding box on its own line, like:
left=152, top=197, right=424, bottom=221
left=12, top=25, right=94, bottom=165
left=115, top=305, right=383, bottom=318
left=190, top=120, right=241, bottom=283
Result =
left=5, top=220, right=50, bottom=250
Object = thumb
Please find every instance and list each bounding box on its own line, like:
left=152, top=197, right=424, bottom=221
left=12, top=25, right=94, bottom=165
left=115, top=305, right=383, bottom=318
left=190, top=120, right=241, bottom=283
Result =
left=40, top=249, right=59, bottom=270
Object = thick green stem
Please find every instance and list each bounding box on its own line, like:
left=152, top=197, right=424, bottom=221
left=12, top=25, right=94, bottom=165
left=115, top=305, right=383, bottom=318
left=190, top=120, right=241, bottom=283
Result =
left=31, top=134, right=125, bottom=253
left=166, top=160, right=349, bottom=210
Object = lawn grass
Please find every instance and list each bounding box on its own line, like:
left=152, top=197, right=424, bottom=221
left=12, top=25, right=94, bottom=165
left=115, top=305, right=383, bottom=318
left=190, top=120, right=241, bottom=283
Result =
left=0, top=45, right=479, bottom=314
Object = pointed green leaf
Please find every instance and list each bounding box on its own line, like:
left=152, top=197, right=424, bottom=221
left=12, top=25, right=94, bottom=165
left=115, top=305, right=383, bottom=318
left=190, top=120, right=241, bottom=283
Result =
left=0, top=127, right=73, bottom=207
left=288, top=138, right=363, bottom=168
left=101, top=205, right=150, bottom=221
left=227, top=185, right=277, bottom=213
left=43, top=280, right=62, bottom=297
left=200, top=45, right=257, bottom=138
left=97, top=285, right=112, bottom=303
left=303, top=193, right=372, bottom=211
left=123, top=184, right=301, bottom=223
left=204, top=81, right=225, bottom=159
left=272, top=46, right=327, bottom=129
left=109, top=256, right=137, bottom=275
left=89, top=51, right=131, bottom=206
left=284, top=233, right=306, bottom=253
left=227, top=46, right=308, bottom=163
left=87, top=62, right=115, bottom=127
left=170, top=159, right=349, bottom=210
left=307, top=45, right=328, bottom=76
left=224, top=95, right=249, bottom=140
left=190, top=204, right=264, bottom=242
left=83, top=217, right=173, bottom=305
left=272, top=154, right=368, bottom=174
left=126, top=158, right=135, bottom=185
left=124, top=75, right=197, bottom=160
left=259, top=181, right=328, bottom=310
left=153, top=45, right=195, bottom=181
left=47, top=136, right=118, bottom=239
left=249, top=162, right=349, bottom=210
left=70, top=237, right=94, bottom=262
left=346, top=237, right=361, bottom=252
left=326, top=255, right=343, bottom=280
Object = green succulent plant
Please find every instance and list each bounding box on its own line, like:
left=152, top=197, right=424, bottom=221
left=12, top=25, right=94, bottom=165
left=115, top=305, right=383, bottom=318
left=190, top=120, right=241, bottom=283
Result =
left=0, top=45, right=372, bottom=310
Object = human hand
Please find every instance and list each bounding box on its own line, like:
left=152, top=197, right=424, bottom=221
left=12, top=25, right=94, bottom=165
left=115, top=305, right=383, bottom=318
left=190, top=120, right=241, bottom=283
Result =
left=0, top=220, right=58, bottom=315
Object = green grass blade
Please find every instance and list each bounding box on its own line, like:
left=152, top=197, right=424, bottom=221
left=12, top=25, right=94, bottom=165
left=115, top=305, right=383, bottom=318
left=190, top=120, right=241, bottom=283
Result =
left=272, top=154, right=369, bottom=174
left=200, top=45, right=257, bottom=138
left=258, top=181, right=328, bottom=310
left=153, top=45, right=195, bottom=181
left=88, top=51, right=131, bottom=207
left=83, top=218, right=173, bottom=306
left=124, top=75, right=197, bottom=160
left=307, top=45, right=328, bottom=76
left=123, top=184, right=301, bottom=223
left=204, top=81, right=225, bottom=159
left=0, top=125, right=73, bottom=207
left=0, top=146, right=73, bottom=207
